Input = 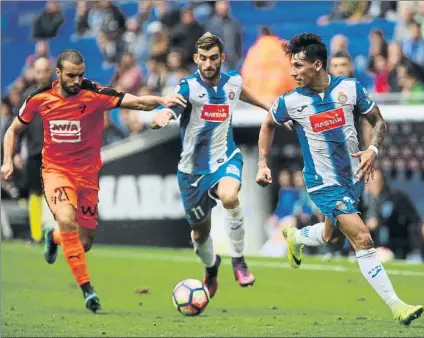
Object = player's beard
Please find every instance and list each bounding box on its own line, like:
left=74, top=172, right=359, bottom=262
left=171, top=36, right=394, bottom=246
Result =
left=200, top=63, right=221, bottom=82
left=60, top=76, right=81, bottom=96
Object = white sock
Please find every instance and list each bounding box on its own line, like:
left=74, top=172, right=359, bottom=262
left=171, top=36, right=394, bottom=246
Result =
left=224, top=205, right=245, bottom=258
left=294, top=222, right=326, bottom=246
left=356, top=248, right=402, bottom=309
left=191, top=231, right=216, bottom=268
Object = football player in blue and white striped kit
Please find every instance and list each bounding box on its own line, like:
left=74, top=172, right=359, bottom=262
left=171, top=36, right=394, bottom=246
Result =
left=256, top=33, right=422, bottom=325
left=152, top=33, right=273, bottom=298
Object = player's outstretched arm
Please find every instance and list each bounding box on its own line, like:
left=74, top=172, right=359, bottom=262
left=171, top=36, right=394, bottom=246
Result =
left=1, top=118, right=27, bottom=180
left=256, top=112, right=277, bottom=187
left=351, top=104, right=387, bottom=182
left=120, top=93, right=187, bottom=111
left=151, top=109, right=175, bottom=129
left=240, top=84, right=272, bottom=111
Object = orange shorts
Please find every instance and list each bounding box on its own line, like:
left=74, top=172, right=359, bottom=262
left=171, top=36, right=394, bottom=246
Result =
left=41, top=168, right=99, bottom=229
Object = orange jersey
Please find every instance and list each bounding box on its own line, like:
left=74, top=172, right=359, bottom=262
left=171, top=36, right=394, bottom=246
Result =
left=18, top=79, right=124, bottom=174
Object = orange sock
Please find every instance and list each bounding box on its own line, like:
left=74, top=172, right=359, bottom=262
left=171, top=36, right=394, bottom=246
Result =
left=52, top=229, right=62, bottom=245
left=61, top=230, right=90, bottom=286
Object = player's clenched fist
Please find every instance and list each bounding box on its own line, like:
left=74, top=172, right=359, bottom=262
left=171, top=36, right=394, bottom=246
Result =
left=256, top=166, right=272, bottom=187
left=160, top=94, right=187, bottom=108
left=1, top=161, right=14, bottom=180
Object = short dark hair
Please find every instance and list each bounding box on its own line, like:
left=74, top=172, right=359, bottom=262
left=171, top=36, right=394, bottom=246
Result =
left=56, top=49, right=84, bottom=70
left=331, top=51, right=352, bottom=61
left=285, top=33, right=328, bottom=69
left=195, top=32, right=224, bottom=54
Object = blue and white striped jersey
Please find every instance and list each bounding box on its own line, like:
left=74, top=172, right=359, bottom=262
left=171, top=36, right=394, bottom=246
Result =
left=271, top=75, right=375, bottom=193
left=164, top=70, right=243, bottom=175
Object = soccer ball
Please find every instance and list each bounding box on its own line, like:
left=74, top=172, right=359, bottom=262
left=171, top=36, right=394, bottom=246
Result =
left=172, top=279, right=210, bottom=316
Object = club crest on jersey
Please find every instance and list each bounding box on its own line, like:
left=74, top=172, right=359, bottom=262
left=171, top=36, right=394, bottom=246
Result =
left=337, top=91, right=347, bottom=104
left=49, top=120, right=81, bottom=143
left=228, top=89, right=235, bottom=100
left=226, top=164, right=240, bottom=177
left=201, top=104, right=229, bottom=122
left=336, top=200, right=348, bottom=210
left=309, top=108, right=346, bottom=133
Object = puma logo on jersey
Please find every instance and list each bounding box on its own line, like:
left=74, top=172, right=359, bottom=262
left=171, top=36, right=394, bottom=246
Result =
left=309, top=108, right=346, bottom=133
left=49, top=120, right=81, bottom=143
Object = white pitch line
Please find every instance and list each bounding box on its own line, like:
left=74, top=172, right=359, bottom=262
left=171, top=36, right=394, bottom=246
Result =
left=91, top=250, right=424, bottom=277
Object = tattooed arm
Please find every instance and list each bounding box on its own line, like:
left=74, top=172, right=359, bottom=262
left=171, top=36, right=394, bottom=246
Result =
left=352, top=104, right=387, bottom=182
left=363, top=104, right=387, bottom=149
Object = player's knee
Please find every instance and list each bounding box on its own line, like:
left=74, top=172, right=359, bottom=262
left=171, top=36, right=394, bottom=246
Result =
left=55, top=207, right=77, bottom=231
left=323, top=231, right=344, bottom=246
left=353, top=229, right=374, bottom=250
left=219, top=191, right=239, bottom=209
left=79, top=236, right=93, bottom=252
left=192, top=227, right=210, bottom=245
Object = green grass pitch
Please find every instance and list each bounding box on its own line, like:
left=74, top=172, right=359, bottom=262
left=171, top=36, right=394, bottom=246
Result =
left=2, top=241, right=424, bottom=337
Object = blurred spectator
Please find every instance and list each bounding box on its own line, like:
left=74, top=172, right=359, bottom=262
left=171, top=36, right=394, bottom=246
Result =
left=123, top=17, right=149, bottom=63
left=372, top=54, right=390, bottom=93
left=387, top=41, right=424, bottom=92
left=156, top=0, right=181, bottom=31
left=368, top=0, right=397, bottom=19
left=330, top=34, right=349, bottom=55
left=317, top=0, right=371, bottom=25
left=205, top=0, right=242, bottom=70
left=146, top=21, right=169, bottom=63
left=1, top=98, right=14, bottom=143
left=241, top=26, right=296, bottom=102
left=387, top=41, right=405, bottom=92
left=328, top=51, right=354, bottom=77
left=110, top=52, right=143, bottom=94
left=1, top=93, right=25, bottom=199
left=75, top=0, right=91, bottom=36
left=145, top=56, right=168, bottom=96
left=162, top=51, right=189, bottom=95
left=94, top=1, right=127, bottom=64
left=14, top=57, right=54, bottom=242
left=394, top=2, right=415, bottom=42
left=170, top=6, right=205, bottom=67
left=98, top=1, right=126, bottom=40
left=367, top=29, right=388, bottom=74
left=396, top=59, right=424, bottom=104
left=25, top=40, right=54, bottom=69
left=102, top=111, right=127, bottom=146
left=414, top=1, right=424, bottom=36
left=364, top=169, right=424, bottom=260
left=266, top=169, right=298, bottom=230
left=401, top=21, right=424, bottom=67
left=32, top=0, right=64, bottom=40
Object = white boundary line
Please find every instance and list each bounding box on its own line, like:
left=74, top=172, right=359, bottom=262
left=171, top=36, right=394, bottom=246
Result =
left=90, top=251, right=424, bottom=278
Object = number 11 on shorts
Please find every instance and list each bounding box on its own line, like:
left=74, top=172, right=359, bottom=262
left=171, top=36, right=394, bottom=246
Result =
left=191, top=206, right=205, bottom=220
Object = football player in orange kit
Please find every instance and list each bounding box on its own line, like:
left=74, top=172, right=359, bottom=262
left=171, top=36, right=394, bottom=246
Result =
left=1, top=49, right=186, bottom=313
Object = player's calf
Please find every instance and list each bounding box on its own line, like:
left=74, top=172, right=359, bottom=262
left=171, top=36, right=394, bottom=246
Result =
left=54, top=205, right=95, bottom=310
